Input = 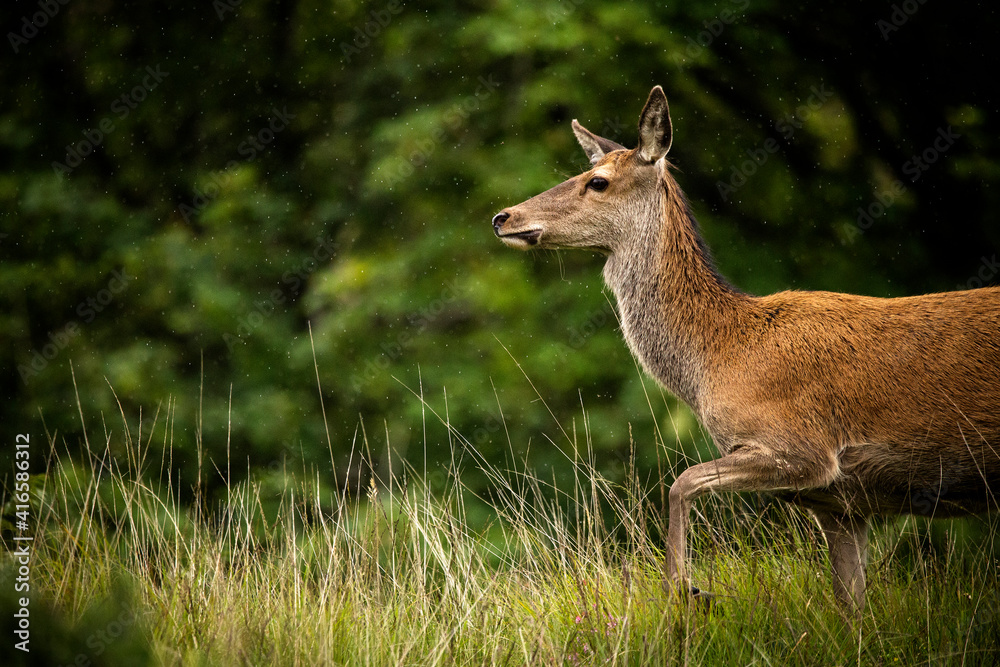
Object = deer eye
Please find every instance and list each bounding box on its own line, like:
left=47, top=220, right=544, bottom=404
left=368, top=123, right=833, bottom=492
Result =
left=587, top=177, right=609, bottom=192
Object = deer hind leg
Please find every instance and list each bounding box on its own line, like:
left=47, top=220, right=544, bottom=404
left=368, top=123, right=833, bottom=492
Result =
left=665, top=446, right=839, bottom=596
left=814, top=512, right=869, bottom=613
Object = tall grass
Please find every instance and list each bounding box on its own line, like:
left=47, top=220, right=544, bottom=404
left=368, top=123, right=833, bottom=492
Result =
left=3, top=388, right=1000, bottom=666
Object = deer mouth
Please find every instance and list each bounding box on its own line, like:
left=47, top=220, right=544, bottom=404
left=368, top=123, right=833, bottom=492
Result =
left=498, top=229, right=542, bottom=247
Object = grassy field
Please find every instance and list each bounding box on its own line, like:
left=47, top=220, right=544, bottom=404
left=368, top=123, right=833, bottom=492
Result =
left=3, top=393, right=1000, bottom=666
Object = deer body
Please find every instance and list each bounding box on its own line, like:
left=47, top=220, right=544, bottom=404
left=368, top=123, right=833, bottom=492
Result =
left=493, top=86, right=1000, bottom=611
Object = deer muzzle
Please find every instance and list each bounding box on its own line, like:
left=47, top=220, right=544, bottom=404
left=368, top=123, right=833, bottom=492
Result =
left=491, top=210, right=542, bottom=248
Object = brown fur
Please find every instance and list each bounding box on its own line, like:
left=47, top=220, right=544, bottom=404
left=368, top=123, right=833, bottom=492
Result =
left=492, top=86, right=1000, bottom=611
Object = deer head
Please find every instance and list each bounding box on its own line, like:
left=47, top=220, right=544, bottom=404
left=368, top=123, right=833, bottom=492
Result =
left=491, top=86, right=674, bottom=254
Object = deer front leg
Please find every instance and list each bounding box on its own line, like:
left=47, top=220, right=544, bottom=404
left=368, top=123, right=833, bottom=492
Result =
left=665, top=447, right=840, bottom=597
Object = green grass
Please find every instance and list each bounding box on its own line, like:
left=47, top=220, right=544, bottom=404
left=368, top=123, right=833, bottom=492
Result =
left=3, top=396, right=1000, bottom=666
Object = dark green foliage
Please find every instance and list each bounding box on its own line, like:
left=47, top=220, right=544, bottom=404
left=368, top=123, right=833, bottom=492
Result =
left=2, top=0, right=999, bottom=506
left=0, top=568, right=152, bottom=667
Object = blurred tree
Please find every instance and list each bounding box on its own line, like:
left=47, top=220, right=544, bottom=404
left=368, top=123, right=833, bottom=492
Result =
left=1, top=0, right=998, bottom=504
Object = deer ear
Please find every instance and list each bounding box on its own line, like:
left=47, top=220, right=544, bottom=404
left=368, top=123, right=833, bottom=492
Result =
left=573, top=120, right=625, bottom=165
left=637, top=86, right=673, bottom=163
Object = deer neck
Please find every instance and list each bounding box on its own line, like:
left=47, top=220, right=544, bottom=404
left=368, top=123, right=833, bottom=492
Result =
left=602, top=175, right=747, bottom=414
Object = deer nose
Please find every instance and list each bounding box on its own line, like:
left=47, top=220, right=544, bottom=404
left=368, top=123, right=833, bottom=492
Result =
left=492, top=211, right=510, bottom=236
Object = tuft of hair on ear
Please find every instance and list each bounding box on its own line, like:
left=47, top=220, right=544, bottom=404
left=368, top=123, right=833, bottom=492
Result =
left=637, top=85, right=673, bottom=163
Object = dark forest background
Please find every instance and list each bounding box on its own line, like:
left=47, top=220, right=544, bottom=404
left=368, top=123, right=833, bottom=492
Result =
left=2, top=0, right=999, bottom=506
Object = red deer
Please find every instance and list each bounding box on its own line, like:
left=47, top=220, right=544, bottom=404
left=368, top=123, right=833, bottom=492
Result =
left=492, top=85, right=1000, bottom=611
